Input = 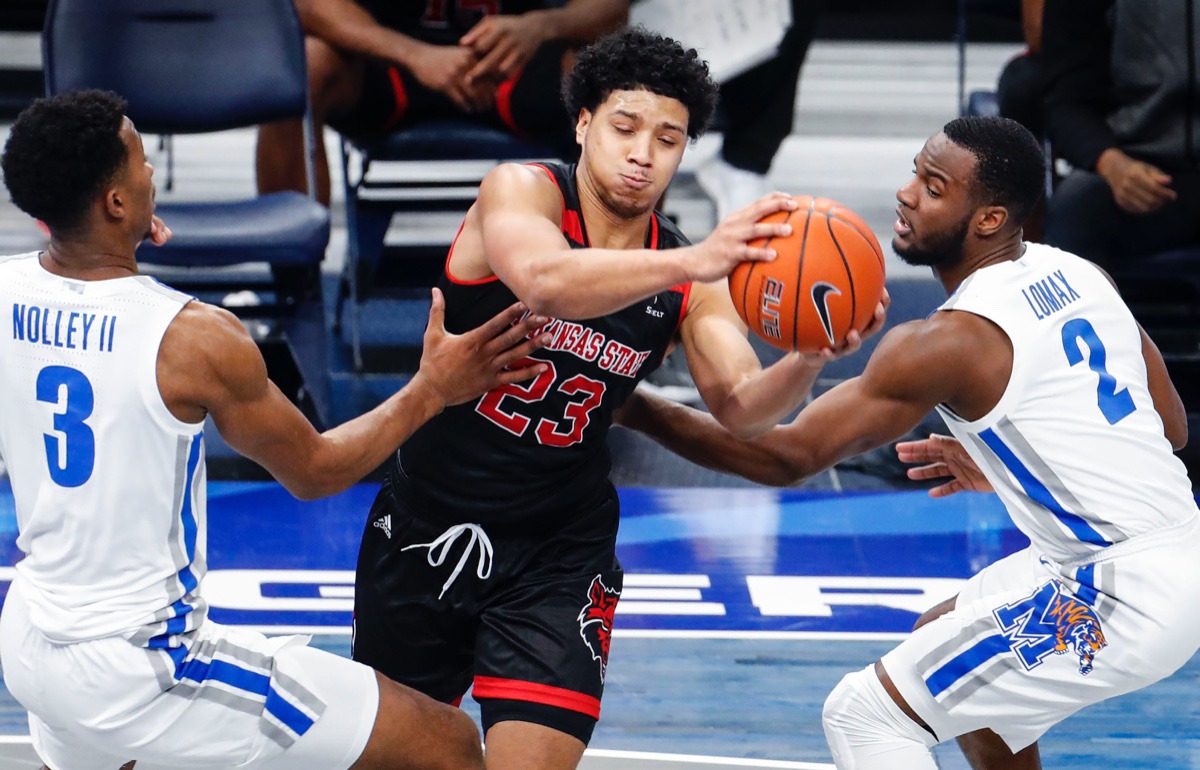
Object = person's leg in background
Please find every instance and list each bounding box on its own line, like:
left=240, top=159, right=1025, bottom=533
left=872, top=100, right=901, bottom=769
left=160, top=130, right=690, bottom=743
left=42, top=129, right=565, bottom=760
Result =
left=995, top=52, right=1046, bottom=240
left=1045, top=168, right=1200, bottom=270
left=257, top=36, right=366, bottom=206
left=699, top=0, right=822, bottom=219
left=499, top=43, right=578, bottom=160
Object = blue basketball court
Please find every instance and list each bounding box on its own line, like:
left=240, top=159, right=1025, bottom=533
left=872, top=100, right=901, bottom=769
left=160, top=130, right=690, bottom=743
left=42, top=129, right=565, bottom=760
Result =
left=1, top=481, right=1198, bottom=768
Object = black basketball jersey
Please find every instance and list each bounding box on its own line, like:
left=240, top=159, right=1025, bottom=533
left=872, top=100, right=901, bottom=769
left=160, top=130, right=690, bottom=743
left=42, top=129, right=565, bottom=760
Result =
left=358, top=0, right=544, bottom=45
left=392, top=162, right=691, bottom=528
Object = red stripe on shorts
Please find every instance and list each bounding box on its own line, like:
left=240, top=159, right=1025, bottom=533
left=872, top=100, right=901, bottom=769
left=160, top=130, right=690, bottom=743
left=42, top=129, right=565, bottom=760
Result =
left=472, top=676, right=601, bottom=719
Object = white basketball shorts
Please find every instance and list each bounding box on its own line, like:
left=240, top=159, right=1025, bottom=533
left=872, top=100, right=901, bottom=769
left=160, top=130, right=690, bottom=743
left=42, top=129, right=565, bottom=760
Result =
left=0, top=578, right=379, bottom=770
left=881, top=516, right=1200, bottom=752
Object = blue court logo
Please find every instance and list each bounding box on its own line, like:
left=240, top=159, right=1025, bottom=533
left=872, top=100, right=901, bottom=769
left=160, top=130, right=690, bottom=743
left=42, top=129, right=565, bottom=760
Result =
left=993, top=581, right=1107, bottom=676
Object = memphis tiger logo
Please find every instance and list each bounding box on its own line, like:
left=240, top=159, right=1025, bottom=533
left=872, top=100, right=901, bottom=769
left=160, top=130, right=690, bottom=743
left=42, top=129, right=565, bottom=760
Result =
left=993, top=581, right=1108, bottom=676
left=578, top=575, right=621, bottom=681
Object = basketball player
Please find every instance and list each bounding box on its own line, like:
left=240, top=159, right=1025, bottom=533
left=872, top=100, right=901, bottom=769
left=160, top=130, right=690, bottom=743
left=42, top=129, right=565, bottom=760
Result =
left=351, top=27, right=887, bottom=770
left=0, top=90, right=554, bottom=770
left=614, top=115, right=1200, bottom=769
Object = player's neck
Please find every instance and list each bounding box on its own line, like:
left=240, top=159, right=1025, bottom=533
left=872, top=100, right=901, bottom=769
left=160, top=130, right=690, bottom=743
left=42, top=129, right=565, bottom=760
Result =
left=43, top=235, right=139, bottom=281
left=935, top=232, right=1024, bottom=296
left=575, top=166, right=654, bottom=250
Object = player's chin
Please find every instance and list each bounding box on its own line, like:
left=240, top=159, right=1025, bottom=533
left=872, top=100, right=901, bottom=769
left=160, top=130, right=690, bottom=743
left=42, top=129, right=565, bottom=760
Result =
left=611, top=191, right=656, bottom=219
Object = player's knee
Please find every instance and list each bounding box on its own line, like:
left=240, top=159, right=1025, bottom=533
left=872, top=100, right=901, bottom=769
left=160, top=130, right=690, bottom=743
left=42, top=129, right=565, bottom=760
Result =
left=822, top=666, right=938, bottom=768
left=304, top=36, right=349, bottom=111
left=822, top=668, right=867, bottom=738
left=439, top=704, right=485, bottom=770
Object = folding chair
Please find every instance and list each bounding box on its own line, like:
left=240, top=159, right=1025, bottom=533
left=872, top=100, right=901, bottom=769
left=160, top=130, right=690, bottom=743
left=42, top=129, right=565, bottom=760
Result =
left=43, top=0, right=333, bottom=423
left=338, top=119, right=558, bottom=371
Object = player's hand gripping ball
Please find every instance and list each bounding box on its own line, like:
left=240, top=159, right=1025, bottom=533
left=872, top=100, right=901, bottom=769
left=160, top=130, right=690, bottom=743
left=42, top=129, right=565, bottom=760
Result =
left=729, top=195, right=886, bottom=352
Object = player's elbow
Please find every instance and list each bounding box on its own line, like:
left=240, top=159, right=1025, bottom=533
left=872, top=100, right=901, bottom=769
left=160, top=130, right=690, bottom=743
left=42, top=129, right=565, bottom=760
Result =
left=507, top=264, right=562, bottom=317
left=709, top=398, right=769, bottom=442
left=1168, top=419, right=1189, bottom=453
left=755, top=451, right=808, bottom=487
left=282, top=477, right=328, bottom=502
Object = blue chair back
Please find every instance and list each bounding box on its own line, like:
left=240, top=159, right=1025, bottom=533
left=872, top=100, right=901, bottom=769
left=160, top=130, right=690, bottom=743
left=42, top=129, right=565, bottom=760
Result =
left=43, top=0, right=308, bottom=134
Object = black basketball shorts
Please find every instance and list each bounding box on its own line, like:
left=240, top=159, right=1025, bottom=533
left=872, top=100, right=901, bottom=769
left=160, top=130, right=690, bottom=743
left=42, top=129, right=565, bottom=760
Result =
left=352, top=480, right=623, bottom=744
left=327, top=41, right=572, bottom=144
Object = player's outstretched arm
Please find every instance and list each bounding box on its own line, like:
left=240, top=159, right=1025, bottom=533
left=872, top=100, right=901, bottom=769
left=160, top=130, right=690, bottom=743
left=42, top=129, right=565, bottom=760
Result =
left=158, top=290, right=550, bottom=500
left=678, top=281, right=888, bottom=439
left=475, top=164, right=796, bottom=319
left=616, top=318, right=967, bottom=486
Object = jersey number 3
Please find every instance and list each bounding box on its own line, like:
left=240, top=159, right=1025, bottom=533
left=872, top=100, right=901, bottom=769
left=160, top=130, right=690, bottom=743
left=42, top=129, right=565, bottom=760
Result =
left=37, top=365, right=96, bottom=487
left=475, top=358, right=606, bottom=447
left=1061, top=318, right=1135, bottom=425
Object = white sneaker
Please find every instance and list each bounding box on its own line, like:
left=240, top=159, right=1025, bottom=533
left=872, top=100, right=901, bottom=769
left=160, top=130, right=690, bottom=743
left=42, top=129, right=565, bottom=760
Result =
left=695, top=157, right=772, bottom=221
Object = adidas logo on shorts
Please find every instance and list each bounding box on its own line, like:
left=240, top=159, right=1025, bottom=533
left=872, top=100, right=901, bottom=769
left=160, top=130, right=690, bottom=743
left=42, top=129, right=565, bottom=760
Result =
left=373, top=514, right=392, bottom=539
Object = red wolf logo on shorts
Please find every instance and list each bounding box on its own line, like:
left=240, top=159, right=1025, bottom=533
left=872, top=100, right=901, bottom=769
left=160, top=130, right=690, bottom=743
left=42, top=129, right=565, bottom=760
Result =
left=578, top=575, right=620, bottom=682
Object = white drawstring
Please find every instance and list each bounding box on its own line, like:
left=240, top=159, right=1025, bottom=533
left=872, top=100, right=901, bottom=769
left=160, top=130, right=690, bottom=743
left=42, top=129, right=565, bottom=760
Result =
left=401, top=523, right=494, bottom=599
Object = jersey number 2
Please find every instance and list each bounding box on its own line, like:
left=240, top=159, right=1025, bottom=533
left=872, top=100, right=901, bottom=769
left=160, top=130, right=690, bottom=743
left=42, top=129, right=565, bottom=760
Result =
left=1061, top=318, right=1135, bottom=425
left=475, top=358, right=606, bottom=447
left=37, top=365, right=96, bottom=487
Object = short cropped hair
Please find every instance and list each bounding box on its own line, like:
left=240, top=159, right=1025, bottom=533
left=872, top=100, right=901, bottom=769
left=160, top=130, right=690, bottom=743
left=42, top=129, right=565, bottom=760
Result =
left=943, top=115, right=1046, bottom=225
left=2, top=90, right=129, bottom=235
left=563, top=26, right=719, bottom=139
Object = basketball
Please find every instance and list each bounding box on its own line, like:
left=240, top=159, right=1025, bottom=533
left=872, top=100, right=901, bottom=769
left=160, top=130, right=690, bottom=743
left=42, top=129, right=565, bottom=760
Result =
left=729, top=195, right=886, bottom=352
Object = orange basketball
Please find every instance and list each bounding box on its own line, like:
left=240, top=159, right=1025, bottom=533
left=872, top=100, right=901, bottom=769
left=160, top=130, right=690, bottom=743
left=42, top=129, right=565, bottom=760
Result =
left=729, top=195, right=886, bottom=352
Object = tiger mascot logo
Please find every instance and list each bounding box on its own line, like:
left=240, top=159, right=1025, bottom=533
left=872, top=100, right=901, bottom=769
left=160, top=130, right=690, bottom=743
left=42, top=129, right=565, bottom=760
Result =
left=1047, top=591, right=1107, bottom=675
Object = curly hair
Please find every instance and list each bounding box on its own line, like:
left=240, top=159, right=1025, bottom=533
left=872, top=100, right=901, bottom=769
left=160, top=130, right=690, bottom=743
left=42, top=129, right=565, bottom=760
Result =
left=943, top=116, right=1046, bottom=226
left=563, top=27, right=719, bottom=139
left=2, top=90, right=129, bottom=235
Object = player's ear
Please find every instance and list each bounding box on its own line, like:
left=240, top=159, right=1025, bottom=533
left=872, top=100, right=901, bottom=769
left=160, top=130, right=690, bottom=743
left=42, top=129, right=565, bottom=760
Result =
left=975, top=205, right=1008, bottom=237
left=104, top=184, right=125, bottom=222
left=575, top=109, right=592, bottom=147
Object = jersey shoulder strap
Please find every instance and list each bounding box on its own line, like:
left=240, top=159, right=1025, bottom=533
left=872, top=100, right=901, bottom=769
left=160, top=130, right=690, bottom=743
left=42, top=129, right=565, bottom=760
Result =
left=527, top=161, right=587, bottom=246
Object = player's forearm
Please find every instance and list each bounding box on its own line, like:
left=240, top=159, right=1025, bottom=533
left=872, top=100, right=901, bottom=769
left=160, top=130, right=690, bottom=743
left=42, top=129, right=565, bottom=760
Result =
left=711, top=354, right=823, bottom=440
left=299, top=376, right=445, bottom=499
left=515, top=246, right=690, bottom=319
left=298, top=0, right=427, bottom=69
left=530, top=0, right=630, bottom=44
left=619, top=390, right=811, bottom=486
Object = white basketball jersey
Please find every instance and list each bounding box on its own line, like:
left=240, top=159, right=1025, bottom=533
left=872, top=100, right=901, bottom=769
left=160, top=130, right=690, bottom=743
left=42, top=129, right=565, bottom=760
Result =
left=0, top=253, right=207, bottom=644
left=936, top=243, right=1198, bottom=562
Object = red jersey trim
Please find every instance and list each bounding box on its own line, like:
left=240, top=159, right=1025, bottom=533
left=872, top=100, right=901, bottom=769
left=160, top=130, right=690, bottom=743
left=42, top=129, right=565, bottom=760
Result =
left=670, top=280, right=693, bottom=337
left=496, top=69, right=524, bottom=135
left=525, top=163, right=588, bottom=246
left=444, top=218, right=500, bottom=285
left=472, top=676, right=601, bottom=719
left=385, top=67, right=410, bottom=130
left=527, top=162, right=558, bottom=190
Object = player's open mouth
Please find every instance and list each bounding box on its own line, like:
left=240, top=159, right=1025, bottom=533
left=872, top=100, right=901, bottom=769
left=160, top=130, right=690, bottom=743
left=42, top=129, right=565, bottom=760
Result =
left=894, top=207, right=912, bottom=236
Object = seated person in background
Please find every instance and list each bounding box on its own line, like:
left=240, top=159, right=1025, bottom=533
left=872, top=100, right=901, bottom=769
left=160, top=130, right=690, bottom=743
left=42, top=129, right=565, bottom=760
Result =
left=696, top=0, right=821, bottom=220
left=994, top=0, right=1043, bottom=139
left=257, top=0, right=630, bottom=206
left=1040, top=0, right=1200, bottom=269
